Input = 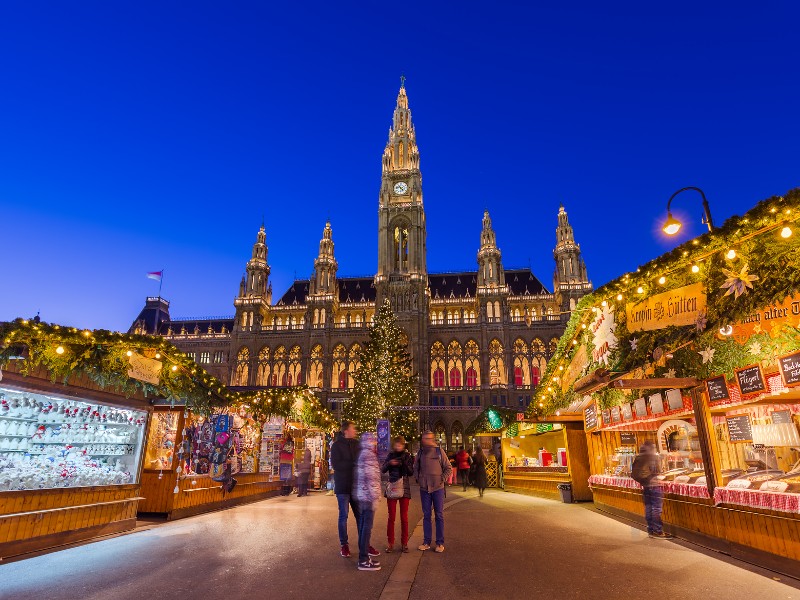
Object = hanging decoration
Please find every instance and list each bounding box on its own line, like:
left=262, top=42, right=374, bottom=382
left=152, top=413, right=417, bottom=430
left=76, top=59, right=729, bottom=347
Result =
left=590, top=305, right=617, bottom=366
left=699, top=347, right=716, bottom=364
left=720, top=264, right=759, bottom=299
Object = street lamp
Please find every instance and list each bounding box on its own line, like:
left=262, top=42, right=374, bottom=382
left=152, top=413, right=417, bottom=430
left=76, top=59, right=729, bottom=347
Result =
left=663, top=186, right=715, bottom=235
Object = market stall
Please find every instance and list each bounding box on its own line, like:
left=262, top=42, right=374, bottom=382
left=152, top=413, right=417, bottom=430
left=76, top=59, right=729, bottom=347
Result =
left=138, top=389, right=333, bottom=518
left=530, top=189, right=800, bottom=576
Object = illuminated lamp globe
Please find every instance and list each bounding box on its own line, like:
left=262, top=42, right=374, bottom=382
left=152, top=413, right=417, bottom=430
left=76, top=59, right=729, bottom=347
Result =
left=126, top=350, right=133, bottom=357
left=171, top=365, right=178, bottom=372
left=637, top=286, right=644, bottom=294
left=726, top=249, right=736, bottom=260
left=662, top=213, right=682, bottom=236
left=658, top=276, right=666, bottom=285
left=781, top=227, right=792, bottom=239
left=616, top=294, right=623, bottom=301
left=55, top=346, right=65, bottom=355
left=691, top=264, right=700, bottom=273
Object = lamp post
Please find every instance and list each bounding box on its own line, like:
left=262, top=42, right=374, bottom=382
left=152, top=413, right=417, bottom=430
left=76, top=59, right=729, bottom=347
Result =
left=663, top=186, right=715, bottom=235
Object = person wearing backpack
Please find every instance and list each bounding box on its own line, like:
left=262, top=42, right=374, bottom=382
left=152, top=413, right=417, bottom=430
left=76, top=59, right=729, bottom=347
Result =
left=455, top=446, right=472, bottom=491
left=414, top=430, right=453, bottom=553
left=381, top=435, right=414, bottom=553
left=631, top=440, right=673, bottom=539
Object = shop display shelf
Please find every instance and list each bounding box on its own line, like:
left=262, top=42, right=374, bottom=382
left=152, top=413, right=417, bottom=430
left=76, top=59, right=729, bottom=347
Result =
left=34, top=440, right=132, bottom=445
left=0, top=434, right=34, bottom=438
left=0, top=415, right=39, bottom=422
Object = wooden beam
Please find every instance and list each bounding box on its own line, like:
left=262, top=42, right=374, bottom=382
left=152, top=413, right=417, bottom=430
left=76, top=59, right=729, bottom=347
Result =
left=610, top=377, right=700, bottom=390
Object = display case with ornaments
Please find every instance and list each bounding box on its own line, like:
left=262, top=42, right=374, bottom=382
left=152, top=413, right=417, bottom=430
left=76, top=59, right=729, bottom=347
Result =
left=0, top=386, right=147, bottom=491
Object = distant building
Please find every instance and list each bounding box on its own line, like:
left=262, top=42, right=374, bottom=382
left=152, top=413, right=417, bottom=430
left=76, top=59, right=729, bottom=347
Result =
left=130, top=83, right=592, bottom=448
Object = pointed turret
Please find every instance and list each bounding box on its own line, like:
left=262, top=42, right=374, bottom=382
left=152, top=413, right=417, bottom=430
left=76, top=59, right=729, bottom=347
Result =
left=553, top=205, right=592, bottom=313
left=477, top=211, right=505, bottom=289
left=234, top=224, right=272, bottom=331
left=309, top=221, right=338, bottom=296
left=382, top=85, right=420, bottom=174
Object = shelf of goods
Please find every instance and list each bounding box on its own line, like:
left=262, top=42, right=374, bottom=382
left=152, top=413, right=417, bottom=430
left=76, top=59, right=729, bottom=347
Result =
left=0, top=362, right=150, bottom=560
left=502, top=422, right=592, bottom=501
left=138, top=408, right=285, bottom=519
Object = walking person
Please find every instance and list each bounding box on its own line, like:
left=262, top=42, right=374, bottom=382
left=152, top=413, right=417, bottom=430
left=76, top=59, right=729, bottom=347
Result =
left=455, top=446, right=471, bottom=491
left=381, top=435, right=413, bottom=553
left=353, top=432, right=383, bottom=571
left=414, top=430, right=453, bottom=553
left=330, top=420, right=379, bottom=558
left=473, top=447, right=488, bottom=497
left=631, top=440, right=673, bottom=539
left=296, top=447, right=312, bottom=497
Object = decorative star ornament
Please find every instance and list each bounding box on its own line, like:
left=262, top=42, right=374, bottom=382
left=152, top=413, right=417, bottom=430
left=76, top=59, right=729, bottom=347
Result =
left=752, top=322, right=762, bottom=334
left=695, top=311, right=708, bottom=332
left=629, top=338, right=638, bottom=351
left=749, top=341, right=762, bottom=356
left=665, top=368, right=677, bottom=379
left=720, top=264, right=759, bottom=299
left=699, top=347, right=716, bottom=364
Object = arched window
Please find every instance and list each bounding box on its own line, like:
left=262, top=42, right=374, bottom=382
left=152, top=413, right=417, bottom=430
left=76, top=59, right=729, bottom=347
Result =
left=338, top=370, right=347, bottom=390
left=465, top=340, right=480, bottom=388
left=489, top=339, right=506, bottom=386
left=531, top=366, right=541, bottom=388
left=486, top=303, right=493, bottom=318
left=310, top=344, right=324, bottom=389
left=234, top=347, right=250, bottom=386
left=514, top=366, right=524, bottom=387
left=393, top=224, right=409, bottom=271
left=332, top=344, right=346, bottom=389
left=256, top=346, right=270, bottom=386
left=433, top=368, right=445, bottom=388
left=287, top=345, right=302, bottom=387
left=348, top=344, right=361, bottom=388
left=466, top=367, right=478, bottom=388
left=449, top=367, right=462, bottom=388
left=513, top=338, right=530, bottom=388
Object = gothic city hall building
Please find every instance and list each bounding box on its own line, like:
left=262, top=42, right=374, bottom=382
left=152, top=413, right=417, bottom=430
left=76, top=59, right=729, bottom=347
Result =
left=130, top=83, right=592, bottom=447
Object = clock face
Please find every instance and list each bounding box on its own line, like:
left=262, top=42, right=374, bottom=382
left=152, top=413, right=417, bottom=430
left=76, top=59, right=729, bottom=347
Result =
left=393, top=181, right=408, bottom=195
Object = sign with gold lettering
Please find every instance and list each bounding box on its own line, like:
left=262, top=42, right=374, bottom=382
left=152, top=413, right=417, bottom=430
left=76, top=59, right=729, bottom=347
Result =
left=127, top=352, right=162, bottom=385
left=729, top=294, right=800, bottom=343
left=625, top=283, right=706, bottom=333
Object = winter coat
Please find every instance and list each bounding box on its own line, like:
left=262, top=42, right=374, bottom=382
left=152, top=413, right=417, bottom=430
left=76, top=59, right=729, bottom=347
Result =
left=381, top=450, right=413, bottom=499
left=414, top=445, right=453, bottom=492
left=473, top=452, right=488, bottom=489
left=455, top=449, right=472, bottom=471
left=353, top=433, right=382, bottom=505
left=331, top=434, right=360, bottom=495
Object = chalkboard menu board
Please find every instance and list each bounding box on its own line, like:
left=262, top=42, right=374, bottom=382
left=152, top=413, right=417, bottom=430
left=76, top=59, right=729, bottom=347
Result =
left=665, top=388, right=684, bottom=411
left=601, top=408, right=611, bottom=426
left=611, top=406, right=621, bottom=423
left=772, top=409, right=792, bottom=424
left=706, top=375, right=730, bottom=403
left=584, top=403, right=598, bottom=431
left=726, top=415, right=753, bottom=442
left=736, top=364, right=766, bottom=395
left=622, top=403, right=633, bottom=421
left=634, top=397, right=648, bottom=418
left=649, top=393, right=665, bottom=415
left=778, top=351, right=800, bottom=387
left=620, top=432, right=637, bottom=445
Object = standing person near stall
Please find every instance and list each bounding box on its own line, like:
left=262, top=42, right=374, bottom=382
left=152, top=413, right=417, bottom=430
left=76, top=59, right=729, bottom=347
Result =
left=353, top=432, right=383, bottom=571
left=631, top=440, right=673, bottom=539
left=455, top=446, right=472, bottom=491
left=472, top=447, right=488, bottom=498
left=296, top=447, right=312, bottom=497
left=381, top=435, right=414, bottom=553
left=331, top=421, right=370, bottom=558
left=414, top=430, right=453, bottom=553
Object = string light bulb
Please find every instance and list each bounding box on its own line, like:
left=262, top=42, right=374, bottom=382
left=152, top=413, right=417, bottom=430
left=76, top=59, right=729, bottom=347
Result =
left=637, top=286, right=644, bottom=294
left=55, top=346, right=64, bottom=355
left=781, top=226, right=792, bottom=239
left=171, top=365, right=178, bottom=372
left=726, top=249, right=736, bottom=260
left=126, top=350, right=133, bottom=357
left=601, top=300, right=607, bottom=307
left=658, top=276, right=666, bottom=285
left=155, top=353, right=161, bottom=359
left=691, top=264, right=700, bottom=273
left=616, top=294, right=623, bottom=301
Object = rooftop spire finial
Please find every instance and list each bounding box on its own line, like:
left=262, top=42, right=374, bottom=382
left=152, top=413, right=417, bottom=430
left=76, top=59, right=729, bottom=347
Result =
left=400, top=74, right=406, bottom=88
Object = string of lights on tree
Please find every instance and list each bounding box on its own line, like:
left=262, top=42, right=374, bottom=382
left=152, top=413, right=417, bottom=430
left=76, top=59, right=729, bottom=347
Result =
left=0, top=319, right=335, bottom=429
left=529, top=188, right=800, bottom=416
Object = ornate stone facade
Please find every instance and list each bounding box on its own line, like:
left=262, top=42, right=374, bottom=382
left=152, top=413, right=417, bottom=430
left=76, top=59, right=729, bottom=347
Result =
left=130, top=83, right=592, bottom=447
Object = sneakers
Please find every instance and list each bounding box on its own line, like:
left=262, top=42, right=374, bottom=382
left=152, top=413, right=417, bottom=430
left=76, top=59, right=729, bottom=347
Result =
left=368, top=545, right=380, bottom=557
left=401, top=545, right=409, bottom=553
left=340, top=544, right=351, bottom=558
left=649, top=532, right=674, bottom=539
left=385, top=545, right=394, bottom=553
left=434, top=544, right=445, bottom=553
left=358, top=560, right=382, bottom=571
left=418, top=543, right=431, bottom=551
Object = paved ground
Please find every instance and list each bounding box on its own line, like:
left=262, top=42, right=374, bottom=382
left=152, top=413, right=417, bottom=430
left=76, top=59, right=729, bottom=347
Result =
left=2, top=487, right=799, bottom=600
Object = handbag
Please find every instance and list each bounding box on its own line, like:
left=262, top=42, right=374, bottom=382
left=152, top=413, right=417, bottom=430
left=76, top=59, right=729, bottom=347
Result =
left=385, top=477, right=405, bottom=499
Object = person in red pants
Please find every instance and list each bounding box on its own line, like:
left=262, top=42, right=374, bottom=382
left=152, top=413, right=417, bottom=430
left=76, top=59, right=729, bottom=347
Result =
left=381, top=435, right=414, bottom=553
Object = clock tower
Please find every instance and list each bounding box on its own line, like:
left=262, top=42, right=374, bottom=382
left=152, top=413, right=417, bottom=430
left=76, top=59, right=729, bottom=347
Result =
left=375, top=80, right=429, bottom=400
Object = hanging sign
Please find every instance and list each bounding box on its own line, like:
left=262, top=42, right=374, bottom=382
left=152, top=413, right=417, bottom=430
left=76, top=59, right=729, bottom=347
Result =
left=735, top=364, right=766, bottom=396
left=649, top=393, right=665, bottom=415
left=562, top=344, right=588, bottom=392
left=127, top=352, right=162, bottom=385
left=620, top=432, right=637, bottom=445
left=665, top=389, right=684, bottom=411
left=377, top=419, right=391, bottom=464
left=625, top=282, right=706, bottom=333
left=590, top=305, right=618, bottom=366
left=601, top=408, right=611, bottom=426
left=634, top=397, right=648, bottom=418
left=778, top=351, right=800, bottom=387
left=705, top=375, right=730, bottom=403
left=726, top=415, right=753, bottom=442
left=729, top=294, right=800, bottom=343
left=584, top=403, right=598, bottom=431
left=611, top=406, right=621, bottom=423
left=622, top=403, right=633, bottom=421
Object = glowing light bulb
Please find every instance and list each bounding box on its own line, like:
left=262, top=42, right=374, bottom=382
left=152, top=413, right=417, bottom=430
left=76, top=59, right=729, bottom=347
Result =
left=691, top=264, right=700, bottom=273
left=126, top=350, right=133, bottom=357
left=55, top=346, right=64, bottom=355
left=781, top=226, right=792, bottom=239
left=155, top=353, right=161, bottom=359
left=637, top=286, right=644, bottom=294
left=658, top=276, right=666, bottom=285
left=726, top=249, right=736, bottom=260
left=601, top=300, right=607, bottom=307
left=616, top=294, right=623, bottom=301
left=171, top=365, right=178, bottom=372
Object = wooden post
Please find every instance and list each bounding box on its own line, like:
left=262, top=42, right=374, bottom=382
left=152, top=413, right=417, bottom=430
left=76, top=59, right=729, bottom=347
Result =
left=690, top=386, right=723, bottom=494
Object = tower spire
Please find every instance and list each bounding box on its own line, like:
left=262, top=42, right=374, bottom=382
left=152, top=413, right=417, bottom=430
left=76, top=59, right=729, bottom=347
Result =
left=234, top=224, right=272, bottom=331
left=477, top=210, right=505, bottom=289
left=382, top=83, right=420, bottom=173
left=553, top=204, right=592, bottom=312
left=309, top=221, right=338, bottom=296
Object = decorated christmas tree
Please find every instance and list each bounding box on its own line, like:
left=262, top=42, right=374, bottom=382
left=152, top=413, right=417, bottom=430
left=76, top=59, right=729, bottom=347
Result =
left=343, top=299, right=419, bottom=439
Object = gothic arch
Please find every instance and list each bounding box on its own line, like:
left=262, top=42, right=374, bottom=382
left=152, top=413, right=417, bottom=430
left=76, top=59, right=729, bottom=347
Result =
left=465, top=339, right=480, bottom=389
left=451, top=421, right=464, bottom=449
left=256, top=346, right=270, bottom=386
left=431, top=341, right=445, bottom=389
left=488, top=339, right=506, bottom=386
left=309, top=344, right=324, bottom=389
left=233, top=346, right=250, bottom=386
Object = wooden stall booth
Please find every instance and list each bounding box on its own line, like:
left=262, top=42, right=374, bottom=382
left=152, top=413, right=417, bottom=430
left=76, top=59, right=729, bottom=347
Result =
left=138, top=407, right=284, bottom=519
left=0, top=362, right=150, bottom=560
left=531, top=189, right=800, bottom=577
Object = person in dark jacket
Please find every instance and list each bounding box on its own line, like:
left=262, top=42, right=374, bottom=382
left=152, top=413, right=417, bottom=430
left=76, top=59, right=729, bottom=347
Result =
left=472, top=447, right=488, bottom=497
left=331, top=420, right=379, bottom=559
left=381, top=435, right=414, bottom=553
left=296, top=447, right=312, bottom=497
left=631, top=440, right=673, bottom=539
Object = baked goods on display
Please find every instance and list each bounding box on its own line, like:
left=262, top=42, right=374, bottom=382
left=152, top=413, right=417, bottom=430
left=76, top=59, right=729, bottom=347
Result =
left=0, top=388, right=146, bottom=491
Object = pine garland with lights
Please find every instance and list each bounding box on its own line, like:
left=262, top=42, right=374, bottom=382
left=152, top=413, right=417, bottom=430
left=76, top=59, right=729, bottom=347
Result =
left=465, top=406, right=517, bottom=435
left=530, top=187, right=800, bottom=415
left=343, top=299, right=419, bottom=439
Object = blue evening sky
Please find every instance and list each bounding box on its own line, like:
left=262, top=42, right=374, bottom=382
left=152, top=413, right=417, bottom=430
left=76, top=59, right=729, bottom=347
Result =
left=1, top=2, right=799, bottom=331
